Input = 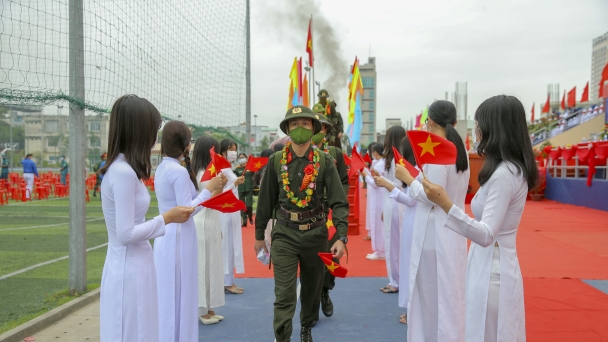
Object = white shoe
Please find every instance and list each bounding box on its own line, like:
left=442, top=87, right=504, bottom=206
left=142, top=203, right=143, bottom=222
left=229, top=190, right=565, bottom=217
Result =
left=212, top=314, right=224, bottom=321
left=366, top=253, right=385, bottom=260
left=200, top=316, right=220, bottom=325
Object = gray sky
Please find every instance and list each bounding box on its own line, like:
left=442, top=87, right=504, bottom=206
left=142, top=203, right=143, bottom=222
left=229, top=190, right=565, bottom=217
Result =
left=250, top=0, right=608, bottom=132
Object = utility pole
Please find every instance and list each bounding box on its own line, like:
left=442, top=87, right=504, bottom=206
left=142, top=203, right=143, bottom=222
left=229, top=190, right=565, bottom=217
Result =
left=253, top=114, right=258, bottom=152
left=68, top=0, right=87, bottom=295
left=245, top=0, right=252, bottom=155
left=9, top=111, right=13, bottom=171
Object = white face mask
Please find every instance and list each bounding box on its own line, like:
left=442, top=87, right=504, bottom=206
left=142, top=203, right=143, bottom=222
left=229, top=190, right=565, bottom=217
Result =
left=227, top=150, right=237, bottom=162
left=237, top=158, right=247, bottom=165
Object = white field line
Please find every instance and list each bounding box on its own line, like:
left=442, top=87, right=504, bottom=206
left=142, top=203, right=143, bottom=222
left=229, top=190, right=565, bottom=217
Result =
left=0, top=218, right=105, bottom=232
left=4, top=197, right=64, bottom=205
left=0, top=243, right=108, bottom=281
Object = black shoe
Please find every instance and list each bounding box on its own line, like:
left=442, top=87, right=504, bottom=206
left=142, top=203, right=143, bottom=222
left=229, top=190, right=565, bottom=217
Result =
left=311, top=320, right=317, bottom=327
left=93, top=191, right=96, bottom=197
left=301, top=323, right=313, bottom=342
left=247, top=207, right=254, bottom=225
left=321, top=289, right=333, bottom=317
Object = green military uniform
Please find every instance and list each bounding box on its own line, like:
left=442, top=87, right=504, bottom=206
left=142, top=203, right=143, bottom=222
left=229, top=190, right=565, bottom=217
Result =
left=59, top=157, right=69, bottom=185
left=315, top=89, right=344, bottom=149
left=234, top=164, right=254, bottom=226
left=255, top=105, right=349, bottom=342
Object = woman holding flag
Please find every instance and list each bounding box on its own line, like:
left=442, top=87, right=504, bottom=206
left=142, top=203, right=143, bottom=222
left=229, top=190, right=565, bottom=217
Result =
left=153, top=121, right=223, bottom=341
left=417, top=95, right=536, bottom=341
left=395, top=100, right=470, bottom=341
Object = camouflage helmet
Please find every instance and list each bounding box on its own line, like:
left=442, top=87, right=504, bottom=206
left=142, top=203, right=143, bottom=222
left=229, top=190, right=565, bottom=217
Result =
left=312, top=103, right=325, bottom=114
left=313, top=113, right=332, bottom=129
left=317, top=89, right=329, bottom=98
left=279, top=105, right=322, bottom=134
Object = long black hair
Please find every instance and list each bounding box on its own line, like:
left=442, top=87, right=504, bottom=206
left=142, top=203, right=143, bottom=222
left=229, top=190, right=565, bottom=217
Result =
left=367, top=142, right=377, bottom=157
left=192, top=136, right=220, bottom=178
left=383, top=126, right=406, bottom=171
left=161, top=120, right=198, bottom=191
left=399, top=136, right=417, bottom=188
left=475, top=95, right=538, bottom=190
left=371, top=143, right=383, bottom=156
left=100, top=94, right=162, bottom=179
left=427, top=100, right=468, bottom=173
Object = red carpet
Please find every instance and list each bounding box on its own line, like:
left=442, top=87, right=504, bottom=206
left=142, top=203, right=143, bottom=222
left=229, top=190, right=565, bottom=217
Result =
left=238, top=187, right=608, bottom=340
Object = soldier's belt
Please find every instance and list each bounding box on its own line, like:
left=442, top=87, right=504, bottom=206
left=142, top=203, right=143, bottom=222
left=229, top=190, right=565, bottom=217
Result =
left=278, top=205, right=325, bottom=222
left=277, top=218, right=327, bottom=231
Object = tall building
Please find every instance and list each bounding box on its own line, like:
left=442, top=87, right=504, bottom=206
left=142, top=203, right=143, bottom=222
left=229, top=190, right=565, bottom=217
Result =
left=360, top=57, right=376, bottom=147
left=591, top=32, right=608, bottom=101
left=385, top=118, right=402, bottom=129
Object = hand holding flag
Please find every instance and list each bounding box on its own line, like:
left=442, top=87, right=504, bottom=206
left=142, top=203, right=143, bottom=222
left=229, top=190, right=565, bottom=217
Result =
left=198, top=189, right=246, bottom=213
left=391, top=146, right=419, bottom=178
left=201, top=147, right=232, bottom=182
left=406, top=131, right=457, bottom=167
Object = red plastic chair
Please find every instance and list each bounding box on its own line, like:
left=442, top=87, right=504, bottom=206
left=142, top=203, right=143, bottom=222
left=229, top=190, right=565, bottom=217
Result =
left=0, top=189, right=8, bottom=205
left=21, top=188, right=32, bottom=202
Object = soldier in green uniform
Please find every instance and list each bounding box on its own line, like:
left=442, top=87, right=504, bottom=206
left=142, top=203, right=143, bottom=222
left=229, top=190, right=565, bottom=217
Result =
left=234, top=153, right=254, bottom=226
left=310, top=106, right=350, bottom=321
left=254, top=105, right=349, bottom=342
left=315, top=89, right=344, bottom=149
left=59, top=155, right=69, bottom=185
left=0, top=154, right=9, bottom=181
left=93, top=152, right=106, bottom=197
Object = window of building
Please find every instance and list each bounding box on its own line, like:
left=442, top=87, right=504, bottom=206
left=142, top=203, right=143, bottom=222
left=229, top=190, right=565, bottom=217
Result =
left=90, top=137, right=101, bottom=148
left=369, top=101, right=375, bottom=110
left=368, top=89, right=375, bottom=99
left=89, top=122, right=100, bottom=131
left=46, top=136, right=59, bottom=147
left=369, top=112, right=375, bottom=121
left=369, top=124, right=374, bottom=132
left=45, top=120, right=59, bottom=133
left=362, top=77, right=375, bottom=88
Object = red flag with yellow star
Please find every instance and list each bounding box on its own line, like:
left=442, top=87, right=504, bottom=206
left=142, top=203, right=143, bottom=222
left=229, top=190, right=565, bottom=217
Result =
left=406, top=131, right=457, bottom=166
left=245, top=156, right=268, bottom=172
left=318, top=252, right=347, bottom=278
left=200, top=147, right=232, bottom=182
left=198, top=189, right=246, bottom=213
left=349, top=143, right=366, bottom=178
left=326, top=210, right=336, bottom=241
left=391, top=146, right=419, bottom=178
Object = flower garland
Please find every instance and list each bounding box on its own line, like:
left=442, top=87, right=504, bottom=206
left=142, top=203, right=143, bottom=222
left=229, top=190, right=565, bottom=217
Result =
left=280, top=142, right=320, bottom=208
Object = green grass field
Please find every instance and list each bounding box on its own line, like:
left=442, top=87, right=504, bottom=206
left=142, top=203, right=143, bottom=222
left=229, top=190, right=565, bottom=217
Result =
left=0, top=191, right=160, bottom=334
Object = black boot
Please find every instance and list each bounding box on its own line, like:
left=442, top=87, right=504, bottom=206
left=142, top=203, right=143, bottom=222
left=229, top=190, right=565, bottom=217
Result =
left=247, top=207, right=253, bottom=225
left=321, top=289, right=333, bottom=317
left=301, top=323, right=313, bottom=342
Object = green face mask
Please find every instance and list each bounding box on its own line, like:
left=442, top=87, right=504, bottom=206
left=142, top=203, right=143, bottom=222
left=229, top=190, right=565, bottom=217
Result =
left=289, top=126, right=313, bottom=145
left=311, top=132, right=325, bottom=145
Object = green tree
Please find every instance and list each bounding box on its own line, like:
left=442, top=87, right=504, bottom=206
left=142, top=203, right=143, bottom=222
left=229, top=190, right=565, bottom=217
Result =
left=258, top=135, right=270, bottom=151
left=0, top=120, right=25, bottom=151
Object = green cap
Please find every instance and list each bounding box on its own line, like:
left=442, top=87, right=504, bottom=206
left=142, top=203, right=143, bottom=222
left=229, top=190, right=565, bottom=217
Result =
left=312, top=103, right=325, bottom=114
left=313, top=113, right=332, bottom=129
left=279, top=105, right=322, bottom=134
left=317, top=89, right=329, bottom=98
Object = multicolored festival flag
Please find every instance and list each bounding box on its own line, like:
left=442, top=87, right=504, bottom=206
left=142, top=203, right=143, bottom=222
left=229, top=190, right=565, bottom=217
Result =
left=318, top=252, right=347, bottom=278
left=245, top=156, right=268, bottom=172
left=287, top=57, right=302, bottom=109
left=419, top=107, right=429, bottom=128
left=198, top=190, right=246, bottom=213
left=200, top=147, right=232, bottom=182
left=346, top=57, right=364, bottom=146
left=406, top=131, right=457, bottom=167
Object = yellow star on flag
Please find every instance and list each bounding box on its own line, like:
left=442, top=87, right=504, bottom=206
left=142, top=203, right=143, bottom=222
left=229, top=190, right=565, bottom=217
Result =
left=326, top=219, right=334, bottom=229
left=207, top=163, right=216, bottom=175
left=397, top=158, right=405, bottom=166
left=418, top=134, right=441, bottom=156
left=326, top=261, right=339, bottom=273
left=254, top=161, right=262, bottom=169
left=221, top=202, right=235, bottom=209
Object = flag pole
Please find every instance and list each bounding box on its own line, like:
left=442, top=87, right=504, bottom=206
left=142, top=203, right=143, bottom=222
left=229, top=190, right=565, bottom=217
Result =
left=311, top=14, right=315, bottom=103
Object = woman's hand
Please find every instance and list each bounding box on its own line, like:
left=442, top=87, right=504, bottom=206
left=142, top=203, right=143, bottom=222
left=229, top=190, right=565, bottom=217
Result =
left=162, top=206, right=195, bottom=224
left=371, top=168, right=380, bottom=177
left=205, top=175, right=223, bottom=191
left=394, top=164, right=415, bottom=186
left=421, top=179, right=453, bottom=214
left=361, top=169, right=368, bottom=177
left=373, top=176, right=394, bottom=192
left=220, top=173, right=228, bottom=187
left=234, top=175, right=245, bottom=186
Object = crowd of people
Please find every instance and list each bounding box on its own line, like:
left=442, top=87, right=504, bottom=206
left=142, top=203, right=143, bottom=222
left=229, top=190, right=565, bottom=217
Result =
left=98, top=92, right=538, bottom=342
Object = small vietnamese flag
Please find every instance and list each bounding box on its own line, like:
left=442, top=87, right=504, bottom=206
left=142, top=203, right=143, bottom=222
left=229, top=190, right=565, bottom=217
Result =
left=343, top=154, right=351, bottom=166
left=363, top=153, right=372, bottom=164
left=349, top=143, right=366, bottom=178
left=245, top=156, right=268, bottom=172
left=198, top=189, right=246, bottom=213
left=406, top=131, right=457, bottom=167
left=318, top=252, right=347, bottom=278
left=325, top=210, right=336, bottom=241
left=391, top=146, right=419, bottom=178
left=200, top=147, right=232, bottom=182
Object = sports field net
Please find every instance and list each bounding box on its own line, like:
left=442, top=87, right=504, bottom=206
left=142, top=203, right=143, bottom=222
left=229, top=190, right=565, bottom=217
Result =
left=0, top=0, right=247, bottom=131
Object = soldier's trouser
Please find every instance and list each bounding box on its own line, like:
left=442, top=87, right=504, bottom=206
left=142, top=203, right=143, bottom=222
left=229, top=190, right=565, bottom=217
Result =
left=323, top=232, right=340, bottom=290
left=238, top=191, right=253, bottom=223
left=271, top=223, right=328, bottom=341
